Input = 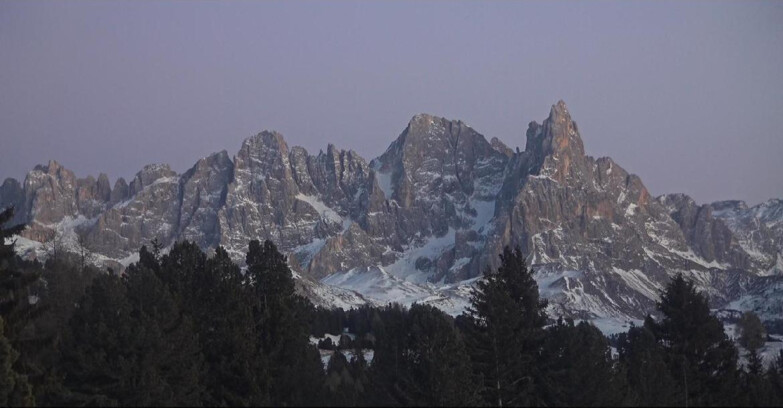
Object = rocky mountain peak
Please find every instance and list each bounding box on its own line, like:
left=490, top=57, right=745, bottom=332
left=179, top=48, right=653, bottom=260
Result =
left=526, top=100, right=584, bottom=157
left=110, top=177, right=129, bottom=205
left=525, top=100, right=587, bottom=182
left=244, top=130, right=289, bottom=152
left=129, top=163, right=177, bottom=196
left=32, top=160, right=66, bottom=177
left=373, top=112, right=506, bottom=208
left=490, top=137, right=514, bottom=158
left=402, top=113, right=472, bottom=147
left=235, top=131, right=292, bottom=182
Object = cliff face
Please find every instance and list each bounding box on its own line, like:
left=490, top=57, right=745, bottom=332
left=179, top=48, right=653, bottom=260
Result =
left=3, top=101, right=781, bottom=321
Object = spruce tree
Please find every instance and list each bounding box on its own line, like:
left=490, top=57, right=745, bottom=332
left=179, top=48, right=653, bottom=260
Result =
left=325, top=350, right=355, bottom=406
left=59, top=273, right=132, bottom=405
left=649, top=273, right=740, bottom=406
left=617, top=322, right=679, bottom=405
left=245, top=239, right=323, bottom=406
left=30, top=257, right=99, bottom=405
left=122, top=264, right=203, bottom=406
left=739, top=311, right=766, bottom=376
left=0, top=207, right=35, bottom=407
left=460, top=246, right=548, bottom=406
left=347, top=346, right=369, bottom=406
left=769, top=351, right=783, bottom=406
left=0, top=317, right=33, bottom=407
left=405, top=303, right=480, bottom=406
left=167, top=243, right=261, bottom=406
left=366, top=303, right=412, bottom=405
left=540, top=318, right=624, bottom=406
left=61, top=262, right=203, bottom=406
left=0, top=207, right=40, bottom=348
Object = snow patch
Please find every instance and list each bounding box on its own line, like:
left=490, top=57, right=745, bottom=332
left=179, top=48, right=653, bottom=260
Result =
left=296, top=194, right=343, bottom=225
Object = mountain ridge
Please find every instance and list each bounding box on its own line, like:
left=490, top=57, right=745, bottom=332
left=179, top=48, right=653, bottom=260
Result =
left=2, top=101, right=781, bottom=327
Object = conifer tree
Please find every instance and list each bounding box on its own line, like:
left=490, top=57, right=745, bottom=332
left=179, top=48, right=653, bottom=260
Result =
left=366, top=303, right=412, bottom=405
left=0, top=207, right=40, bottom=349
left=0, top=207, right=34, bottom=407
left=405, top=303, right=480, bottom=406
left=769, top=351, right=783, bottom=406
left=739, top=311, right=766, bottom=376
left=122, top=264, right=203, bottom=406
left=61, top=262, right=203, bottom=406
left=0, top=317, right=33, bottom=407
left=325, top=350, right=355, bottom=406
left=168, top=243, right=261, bottom=406
left=460, top=246, right=547, bottom=407
left=539, top=318, right=624, bottom=406
left=617, top=322, right=679, bottom=405
left=648, top=273, right=740, bottom=406
left=245, top=239, right=323, bottom=406
left=347, top=346, right=369, bottom=405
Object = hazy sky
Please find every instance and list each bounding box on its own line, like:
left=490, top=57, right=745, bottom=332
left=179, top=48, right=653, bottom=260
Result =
left=1, top=1, right=781, bottom=205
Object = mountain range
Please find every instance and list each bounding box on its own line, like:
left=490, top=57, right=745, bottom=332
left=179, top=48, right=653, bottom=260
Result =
left=2, top=101, right=781, bottom=330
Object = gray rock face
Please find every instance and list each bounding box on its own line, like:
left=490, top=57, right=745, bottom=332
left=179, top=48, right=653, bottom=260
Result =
left=75, top=174, right=112, bottom=219
left=217, top=131, right=322, bottom=259
left=21, top=161, right=80, bottom=241
left=658, top=194, right=752, bottom=270
left=479, top=102, right=701, bottom=318
left=364, top=114, right=509, bottom=281
left=0, top=178, right=26, bottom=226
left=5, top=101, right=781, bottom=323
left=179, top=151, right=233, bottom=248
left=709, top=198, right=783, bottom=275
left=110, top=178, right=129, bottom=206
left=89, top=164, right=180, bottom=258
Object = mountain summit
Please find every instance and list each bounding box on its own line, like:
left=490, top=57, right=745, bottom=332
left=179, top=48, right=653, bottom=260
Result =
left=2, top=101, right=781, bottom=326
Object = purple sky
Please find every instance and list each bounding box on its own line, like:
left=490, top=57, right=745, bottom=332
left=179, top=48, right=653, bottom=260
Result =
left=1, top=1, right=781, bottom=205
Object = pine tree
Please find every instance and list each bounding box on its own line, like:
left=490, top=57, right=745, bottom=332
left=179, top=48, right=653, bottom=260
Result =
left=325, top=350, right=355, bottom=406
left=0, top=207, right=35, bottom=407
left=649, top=273, right=741, bottom=406
left=617, top=321, right=679, bottom=405
left=0, top=207, right=40, bottom=347
left=539, top=318, right=624, bottom=406
left=123, top=264, right=203, bottom=406
left=405, top=303, right=480, bottom=406
left=165, top=243, right=262, bottom=406
left=768, top=350, right=783, bottom=406
left=245, top=239, right=324, bottom=406
left=738, top=311, right=766, bottom=375
left=29, top=257, right=99, bottom=405
left=0, top=317, right=33, bottom=407
left=347, top=346, right=369, bottom=406
left=366, top=303, right=413, bottom=406
left=58, top=272, right=132, bottom=405
left=460, top=246, right=548, bottom=406
left=60, top=262, right=203, bottom=406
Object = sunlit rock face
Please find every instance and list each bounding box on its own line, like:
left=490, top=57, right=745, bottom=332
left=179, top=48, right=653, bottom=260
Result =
left=4, top=101, right=782, bottom=321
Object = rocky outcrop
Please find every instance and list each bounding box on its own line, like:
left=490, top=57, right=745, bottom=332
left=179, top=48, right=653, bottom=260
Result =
left=0, top=178, right=25, bottom=226
left=217, top=131, right=324, bottom=259
left=88, top=164, right=180, bottom=258
left=179, top=151, right=233, bottom=248
left=364, top=114, right=509, bottom=281
left=709, top=199, right=783, bottom=275
left=658, top=194, right=752, bottom=270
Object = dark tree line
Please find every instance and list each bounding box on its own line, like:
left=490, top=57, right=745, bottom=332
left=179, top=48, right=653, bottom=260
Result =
left=1, top=207, right=782, bottom=406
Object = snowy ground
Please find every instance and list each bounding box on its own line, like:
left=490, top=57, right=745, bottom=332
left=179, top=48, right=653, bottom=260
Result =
left=310, top=334, right=374, bottom=368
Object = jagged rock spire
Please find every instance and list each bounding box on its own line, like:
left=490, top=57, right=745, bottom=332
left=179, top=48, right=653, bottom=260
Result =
left=526, top=100, right=585, bottom=163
